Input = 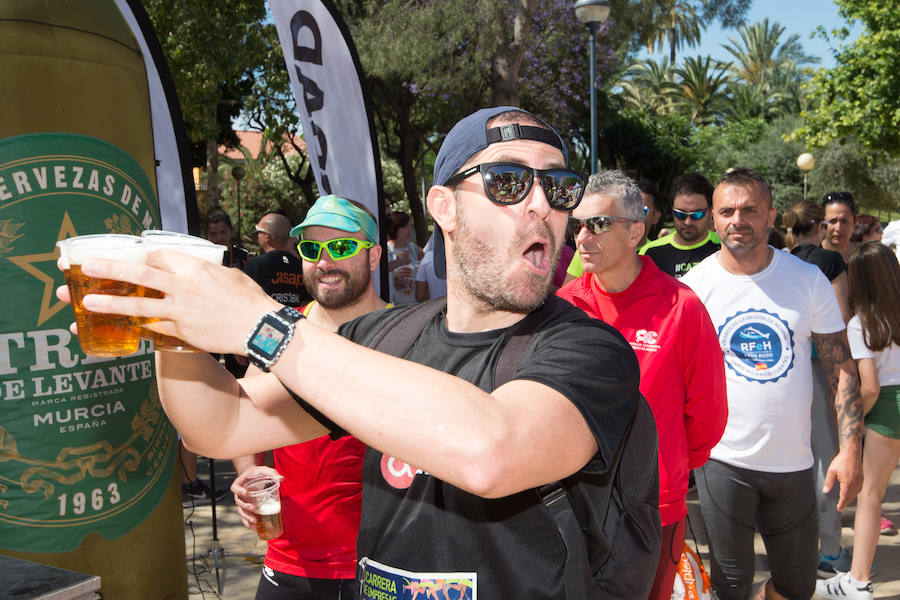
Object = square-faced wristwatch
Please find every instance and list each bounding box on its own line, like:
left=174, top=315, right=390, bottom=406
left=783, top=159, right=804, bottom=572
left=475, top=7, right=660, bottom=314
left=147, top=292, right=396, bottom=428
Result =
left=244, top=306, right=305, bottom=372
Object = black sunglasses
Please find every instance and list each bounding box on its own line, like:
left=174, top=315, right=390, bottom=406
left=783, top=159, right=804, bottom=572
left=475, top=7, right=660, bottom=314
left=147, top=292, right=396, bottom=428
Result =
left=822, top=191, right=856, bottom=211
left=443, top=162, right=586, bottom=210
left=569, top=214, right=639, bottom=235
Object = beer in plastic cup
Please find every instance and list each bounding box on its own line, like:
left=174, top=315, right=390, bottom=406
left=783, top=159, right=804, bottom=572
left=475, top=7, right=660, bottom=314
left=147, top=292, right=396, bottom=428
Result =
left=140, top=231, right=225, bottom=352
left=57, top=234, right=148, bottom=357
left=245, top=476, right=283, bottom=540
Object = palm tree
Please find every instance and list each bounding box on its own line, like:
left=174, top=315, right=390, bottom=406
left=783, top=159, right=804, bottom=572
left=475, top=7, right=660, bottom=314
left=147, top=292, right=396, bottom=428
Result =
left=723, top=19, right=818, bottom=85
left=672, top=55, right=731, bottom=125
left=721, top=18, right=818, bottom=119
left=617, top=58, right=680, bottom=116
left=644, top=0, right=705, bottom=63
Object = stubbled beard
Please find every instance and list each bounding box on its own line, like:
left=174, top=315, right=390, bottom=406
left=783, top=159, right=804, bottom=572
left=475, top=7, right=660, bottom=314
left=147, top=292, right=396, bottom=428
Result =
left=452, top=203, right=559, bottom=314
left=305, top=265, right=369, bottom=308
left=722, top=225, right=768, bottom=254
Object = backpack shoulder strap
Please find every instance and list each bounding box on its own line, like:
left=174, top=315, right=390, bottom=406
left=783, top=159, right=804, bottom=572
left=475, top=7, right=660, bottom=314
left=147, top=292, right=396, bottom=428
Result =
left=494, top=295, right=582, bottom=387
left=494, top=297, right=599, bottom=600
left=367, top=297, right=446, bottom=356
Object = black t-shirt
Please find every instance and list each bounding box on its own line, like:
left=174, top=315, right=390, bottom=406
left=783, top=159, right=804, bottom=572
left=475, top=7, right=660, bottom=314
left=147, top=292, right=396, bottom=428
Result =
left=243, top=250, right=311, bottom=307
left=337, top=296, right=640, bottom=600
left=790, top=244, right=846, bottom=282
left=641, top=232, right=720, bottom=279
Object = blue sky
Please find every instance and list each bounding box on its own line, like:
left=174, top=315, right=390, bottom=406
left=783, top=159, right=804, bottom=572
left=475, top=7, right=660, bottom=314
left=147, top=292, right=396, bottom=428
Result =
left=640, top=0, right=862, bottom=69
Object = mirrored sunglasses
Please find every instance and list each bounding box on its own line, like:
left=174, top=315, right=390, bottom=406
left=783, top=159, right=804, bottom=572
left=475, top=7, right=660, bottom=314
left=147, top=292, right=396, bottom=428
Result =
left=673, top=208, right=707, bottom=221
left=569, top=214, right=638, bottom=235
left=297, top=237, right=374, bottom=262
left=443, top=162, right=586, bottom=210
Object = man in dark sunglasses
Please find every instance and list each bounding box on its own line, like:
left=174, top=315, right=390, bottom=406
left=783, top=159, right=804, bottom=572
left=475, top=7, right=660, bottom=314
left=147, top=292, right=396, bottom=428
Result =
left=244, top=212, right=312, bottom=307
left=558, top=170, right=727, bottom=600
left=57, top=107, right=645, bottom=599
left=640, top=173, right=720, bottom=279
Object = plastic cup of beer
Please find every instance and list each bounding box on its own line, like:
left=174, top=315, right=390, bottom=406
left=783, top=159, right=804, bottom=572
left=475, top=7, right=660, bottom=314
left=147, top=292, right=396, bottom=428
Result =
left=140, top=231, right=225, bottom=352
left=57, top=234, right=148, bottom=357
left=245, top=476, right=283, bottom=540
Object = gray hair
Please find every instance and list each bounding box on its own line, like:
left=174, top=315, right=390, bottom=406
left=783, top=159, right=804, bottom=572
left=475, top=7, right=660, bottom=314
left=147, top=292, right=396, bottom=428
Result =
left=585, top=170, right=645, bottom=221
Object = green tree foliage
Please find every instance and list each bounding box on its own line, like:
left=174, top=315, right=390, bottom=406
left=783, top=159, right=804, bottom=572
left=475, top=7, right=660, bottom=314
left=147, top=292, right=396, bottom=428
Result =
left=600, top=109, right=697, bottom=197
left=796, top=0, right=900, bottom=154
left=807, top=137, right=900, bottom=212
left=642, top=0, right=750, bottom=62
left=144, top=1, right=268, bottom=207
left=672, top=55, right=731, bottom=125
left=644, top=0, right=704, bottom=63
left=722, top=19, right=818, bottom=120
left=217, top=152, right=310, bottom=250
left=689, top=117, right=804, bottom=212
left=617, top=58, right=679, bottom=115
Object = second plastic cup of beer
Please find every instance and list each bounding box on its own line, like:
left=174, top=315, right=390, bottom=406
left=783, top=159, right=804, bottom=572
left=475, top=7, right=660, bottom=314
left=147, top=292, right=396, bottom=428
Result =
left=245, top=476, right=283, bottom=540
left=57, top=234, right=148, bottom=358
left=140, top=230, right=226, bottom=352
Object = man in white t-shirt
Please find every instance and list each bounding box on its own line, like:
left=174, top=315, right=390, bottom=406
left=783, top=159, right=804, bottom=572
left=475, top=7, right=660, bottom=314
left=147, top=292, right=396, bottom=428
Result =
left=682, top=168, right=863, bottom=600
left=414, top=234, right=447, bottom=301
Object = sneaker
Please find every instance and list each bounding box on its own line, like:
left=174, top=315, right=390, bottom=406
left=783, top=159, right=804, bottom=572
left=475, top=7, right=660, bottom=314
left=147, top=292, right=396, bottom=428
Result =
left=181, top=479, right=227, bottom=507
left=881, top=515, right=898, bottom=536
left=816, top=572, right=873, bottom=600
left=817, top=547, right=851, bottom=578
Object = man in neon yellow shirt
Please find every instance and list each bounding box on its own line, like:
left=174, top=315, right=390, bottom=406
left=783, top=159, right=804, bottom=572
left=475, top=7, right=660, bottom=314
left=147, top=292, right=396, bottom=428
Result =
left=640, top=173, right=720, bottom=279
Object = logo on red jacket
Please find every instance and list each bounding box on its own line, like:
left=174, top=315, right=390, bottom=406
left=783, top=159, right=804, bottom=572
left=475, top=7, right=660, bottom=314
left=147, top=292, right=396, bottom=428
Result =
left=632, top=329, right=660, bottom=352
left=380, top=454, right=424, bottom=489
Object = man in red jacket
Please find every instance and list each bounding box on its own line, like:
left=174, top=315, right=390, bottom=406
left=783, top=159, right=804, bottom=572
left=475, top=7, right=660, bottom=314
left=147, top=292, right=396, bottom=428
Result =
left=557, top=170, right=728, bottom=600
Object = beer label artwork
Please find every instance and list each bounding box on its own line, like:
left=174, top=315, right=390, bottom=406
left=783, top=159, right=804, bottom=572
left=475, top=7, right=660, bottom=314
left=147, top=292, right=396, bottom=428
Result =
left=0, top=133, right=174, bottom=552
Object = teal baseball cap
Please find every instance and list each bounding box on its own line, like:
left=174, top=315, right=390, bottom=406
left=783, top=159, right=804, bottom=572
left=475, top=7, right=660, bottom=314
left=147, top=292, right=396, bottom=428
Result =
left=290, top=195, right=378, bottom=243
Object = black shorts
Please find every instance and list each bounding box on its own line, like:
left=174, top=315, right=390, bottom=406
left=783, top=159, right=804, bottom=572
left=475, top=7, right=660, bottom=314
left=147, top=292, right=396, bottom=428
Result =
left=255, top=566, right=356, bottom=600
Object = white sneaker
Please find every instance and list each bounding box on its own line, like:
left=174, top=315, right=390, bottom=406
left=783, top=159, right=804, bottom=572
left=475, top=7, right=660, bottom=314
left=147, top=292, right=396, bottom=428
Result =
left=816, top=572, right=873, bottom=600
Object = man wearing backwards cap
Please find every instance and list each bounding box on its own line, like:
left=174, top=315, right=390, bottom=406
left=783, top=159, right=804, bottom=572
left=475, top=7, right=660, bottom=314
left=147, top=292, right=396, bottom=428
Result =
left=59, top=107, right=644, bottom=599
left=231, top=194, right=387, bottom=600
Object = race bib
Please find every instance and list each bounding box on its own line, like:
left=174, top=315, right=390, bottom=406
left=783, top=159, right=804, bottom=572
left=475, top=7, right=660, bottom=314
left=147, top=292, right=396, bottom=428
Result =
left=359, top=557, right=476, bottom=600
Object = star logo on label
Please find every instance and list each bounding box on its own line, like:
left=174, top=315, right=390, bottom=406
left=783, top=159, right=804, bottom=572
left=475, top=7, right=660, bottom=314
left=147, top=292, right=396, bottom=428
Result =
left=7, top=212, right=79, bottom=326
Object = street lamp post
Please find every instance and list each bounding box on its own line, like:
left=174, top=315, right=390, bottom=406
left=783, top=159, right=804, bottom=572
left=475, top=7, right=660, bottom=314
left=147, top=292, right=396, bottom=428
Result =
left=797, top=153, right=815, bottom=200
left=231, top=165, right=246, bottom=241
left=574, top=0, right=611, bottom=175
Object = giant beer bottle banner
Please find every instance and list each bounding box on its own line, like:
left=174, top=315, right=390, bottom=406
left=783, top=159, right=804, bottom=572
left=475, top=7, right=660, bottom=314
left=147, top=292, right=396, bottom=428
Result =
left=0, top=132, right=174, bottom=553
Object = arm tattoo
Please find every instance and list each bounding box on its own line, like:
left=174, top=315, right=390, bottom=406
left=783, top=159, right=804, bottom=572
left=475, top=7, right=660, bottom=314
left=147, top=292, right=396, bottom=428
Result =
left=812, top=330, right=864, bottom=447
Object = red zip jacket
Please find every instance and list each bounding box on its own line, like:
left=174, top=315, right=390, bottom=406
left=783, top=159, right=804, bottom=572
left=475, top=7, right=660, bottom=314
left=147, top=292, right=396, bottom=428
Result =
left=557, top=256, right=727, bottom=525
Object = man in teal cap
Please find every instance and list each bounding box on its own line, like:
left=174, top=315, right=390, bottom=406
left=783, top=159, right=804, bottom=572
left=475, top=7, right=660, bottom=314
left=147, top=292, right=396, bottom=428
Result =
left=231, top=194, right=387, bottom=600
left=289, top=194, right=379, bottom=247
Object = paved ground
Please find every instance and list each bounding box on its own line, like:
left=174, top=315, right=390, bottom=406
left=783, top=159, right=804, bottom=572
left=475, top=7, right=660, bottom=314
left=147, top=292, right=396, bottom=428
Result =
left=183, top=459, right=900, bottom=599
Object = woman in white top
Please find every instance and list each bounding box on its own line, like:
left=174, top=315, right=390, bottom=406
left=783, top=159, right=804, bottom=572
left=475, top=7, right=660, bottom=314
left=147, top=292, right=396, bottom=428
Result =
left=386, top=210, right=423, bottom=305
left=817, top=241, right=900, bottom=600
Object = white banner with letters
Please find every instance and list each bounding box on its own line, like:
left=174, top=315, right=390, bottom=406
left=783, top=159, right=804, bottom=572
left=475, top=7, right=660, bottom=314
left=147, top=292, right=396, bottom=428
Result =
left=269, top=0, right=386, bottom=294
left=115, top=0, right=198, bottom=234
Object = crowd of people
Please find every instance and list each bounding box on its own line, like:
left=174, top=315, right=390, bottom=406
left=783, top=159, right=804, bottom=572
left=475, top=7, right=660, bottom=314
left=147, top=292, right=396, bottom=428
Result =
left=56, top=107, right=899, bottom=600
